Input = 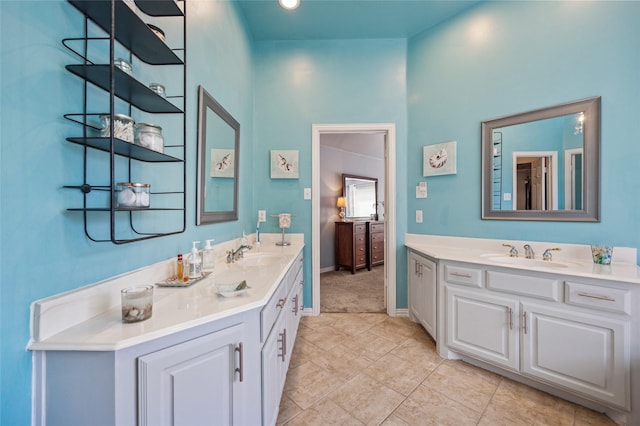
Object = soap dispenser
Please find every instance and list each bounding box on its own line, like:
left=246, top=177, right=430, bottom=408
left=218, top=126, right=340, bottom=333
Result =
left=202, top=239, right=216, bottom=273
left=187, top=241, right=202, bottom=279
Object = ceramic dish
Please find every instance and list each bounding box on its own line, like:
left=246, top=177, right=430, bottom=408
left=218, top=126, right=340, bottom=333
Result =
left=216, top=280, right=250, bottom=297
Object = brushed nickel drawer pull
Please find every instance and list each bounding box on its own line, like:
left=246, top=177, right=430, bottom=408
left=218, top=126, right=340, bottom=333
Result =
left=577, top=292, right=616, bottom=302
left=522, top=311, right=528, bottom=334
left=508, top=307, right=513, bottom=330
left=451, top=272, right=472, bottom=279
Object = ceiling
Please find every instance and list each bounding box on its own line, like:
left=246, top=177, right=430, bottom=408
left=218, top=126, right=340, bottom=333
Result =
left=236, top=0, right=481, bottom=41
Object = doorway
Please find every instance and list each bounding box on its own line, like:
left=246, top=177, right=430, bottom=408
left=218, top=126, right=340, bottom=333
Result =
left=311, top=123, right=397, bottom=317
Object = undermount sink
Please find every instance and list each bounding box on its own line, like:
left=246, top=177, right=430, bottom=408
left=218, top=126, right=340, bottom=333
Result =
left=486, top=256, right=570, bottom=269
left=234, top=252, right=284, bottom=267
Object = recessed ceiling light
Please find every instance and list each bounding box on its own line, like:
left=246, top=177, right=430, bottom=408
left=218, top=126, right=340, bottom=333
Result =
left=278, top=0, right=300, bottom=10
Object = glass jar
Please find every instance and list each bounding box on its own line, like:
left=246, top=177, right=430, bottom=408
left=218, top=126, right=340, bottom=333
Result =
left=116, top=182, right=151, bottom=208
left=135, top=123, right=164, bottom=153
left=148, top=82, right=166, bottom=98
left=121, top=285, right=154, bottom=323
left=100, top=113, right=135, bottom=143
left=113, top=57, right=132, bottom=75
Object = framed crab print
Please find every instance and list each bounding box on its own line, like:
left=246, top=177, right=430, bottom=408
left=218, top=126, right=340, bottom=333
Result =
left=423, top=141, right=457, bottom=177
left=271, top=150, right=299, bottom=179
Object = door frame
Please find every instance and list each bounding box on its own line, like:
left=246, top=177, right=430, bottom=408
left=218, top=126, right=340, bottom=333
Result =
left=311, top=123, right=396, bottom=317
left=511, top=151, right=558, bottom=210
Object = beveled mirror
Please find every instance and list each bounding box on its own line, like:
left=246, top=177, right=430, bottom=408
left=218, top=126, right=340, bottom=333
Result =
left=196, top=86, right=239, bottom=224
left=482, top=97, right=600, bottom=221
left=343, top=174, right=378, bottom=220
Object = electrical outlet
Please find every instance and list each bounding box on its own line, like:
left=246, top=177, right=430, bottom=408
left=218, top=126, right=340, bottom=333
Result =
left=416, top=210, right=423, bottom=223
left=258, top=210, right=266, bottom=222
left=303, top=188, right=312, bottom=200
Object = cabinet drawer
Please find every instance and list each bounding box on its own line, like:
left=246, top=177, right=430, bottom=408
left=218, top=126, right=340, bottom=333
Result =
left=355, top=224, right=367, bottom=234
left=371, top=232, right=384, bottom=243
left=371, top=251, right=384, bottom=263
left=261, top=283, right=287, bottom=342
left=444, top=264, right=483, bottom=288
left=565, top=282, right=630, bottom=315
left=370, top=223, right=384, bottom=233
left=487, top=271, right=560, bottom=301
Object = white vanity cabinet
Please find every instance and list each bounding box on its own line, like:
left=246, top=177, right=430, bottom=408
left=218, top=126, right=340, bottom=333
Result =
left=442, top=262, right=632, bottom=411
left=261, top=253, right=304, bottom=425
left=29, top=240, right=306, bottom=426
left=408, top=250, right=437, bottom=339
left=138, top=324, right=247, bottom=426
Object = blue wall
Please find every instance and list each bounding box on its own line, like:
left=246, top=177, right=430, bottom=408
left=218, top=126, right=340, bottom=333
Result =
left=2, top=1, right=640, bottom=424
left=0, top=1, right=254, bottom=424
left=252, top=38, right=409, bottom=310
left=407, top=1, right=640, bottom=256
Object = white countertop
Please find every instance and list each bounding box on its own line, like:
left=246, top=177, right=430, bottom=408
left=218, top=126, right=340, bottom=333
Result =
left=28, top=235, right=304, bottom=351
left=405, top=234, right=640, bottom=284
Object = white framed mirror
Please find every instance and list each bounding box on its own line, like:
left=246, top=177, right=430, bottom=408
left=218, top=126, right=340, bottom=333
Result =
left=482, top=97, right=600, bottom=221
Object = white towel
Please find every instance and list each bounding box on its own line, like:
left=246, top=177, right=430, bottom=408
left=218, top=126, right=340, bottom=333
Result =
left=278, top=213, right=291, bottom=229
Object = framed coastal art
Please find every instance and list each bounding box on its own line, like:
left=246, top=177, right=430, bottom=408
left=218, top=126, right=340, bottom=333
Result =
left=271, top=150, right=299, bottom=179
left=423, top=140, right=457, bottom=177
left=210, top=148, right=235, bottom=178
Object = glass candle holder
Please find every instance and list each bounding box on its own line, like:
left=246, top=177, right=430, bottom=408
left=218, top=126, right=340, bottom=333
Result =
left=591, top=245, right=613, bottom=265
left=121, top=285, right=154, bottom=323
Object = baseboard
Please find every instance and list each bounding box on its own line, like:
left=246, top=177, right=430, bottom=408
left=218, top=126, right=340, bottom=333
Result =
left=395, top=308, right=409, bottom=317
left=320, top=266, right=335, bottom=274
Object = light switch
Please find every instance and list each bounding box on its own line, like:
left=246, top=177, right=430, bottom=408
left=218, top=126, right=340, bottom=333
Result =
left=416, top=210, right=423, bottom=223
left=303, top=188, right=312, bottom=200
left=503, top=193, right=512, bottom=201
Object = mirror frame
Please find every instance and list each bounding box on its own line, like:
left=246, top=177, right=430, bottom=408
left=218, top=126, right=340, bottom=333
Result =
left=196, top=85, right=239, bottom=225
left=342, top=173, right=379, bottom=221
left=481, top=96, right=601, bottom=222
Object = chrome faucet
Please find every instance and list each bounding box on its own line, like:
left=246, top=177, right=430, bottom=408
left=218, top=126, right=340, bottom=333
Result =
left=502, top=243, right=518, bottom=257
left=542, top=247, right=561, bottom=261
left=226, top=244, right=252, bottom=263
left=524, top=244, right=535, bottom=259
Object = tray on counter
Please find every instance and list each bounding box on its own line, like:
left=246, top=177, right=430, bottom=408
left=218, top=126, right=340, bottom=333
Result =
left=156, top=272, right=211, bottom=287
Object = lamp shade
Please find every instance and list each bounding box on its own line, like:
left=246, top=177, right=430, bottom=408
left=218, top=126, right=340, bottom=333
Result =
left=336, top=197, right=347, bottom=208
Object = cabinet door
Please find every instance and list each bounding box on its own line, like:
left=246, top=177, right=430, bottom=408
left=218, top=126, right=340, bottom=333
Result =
left=418, top=256, right=437, bottom=338
left=446, top=286, right=519, bottom=371
left=521, top=302, right=630, bottom=410
left=408, top=253, right=437, bottom=339
left=138, top=324, right=245, bottom=426
left=262, top=314, right=287, bottom=426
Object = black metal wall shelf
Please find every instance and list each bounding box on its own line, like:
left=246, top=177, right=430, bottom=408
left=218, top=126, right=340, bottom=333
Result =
left=135, top=0, right=183, bottom=17
left=66, top=137, right=182, bottom=162
left=68, top=0, right=184, bottom=65
left=66, top=64, right=183, bottom=113
left=63, top=0, right=186, bottom=244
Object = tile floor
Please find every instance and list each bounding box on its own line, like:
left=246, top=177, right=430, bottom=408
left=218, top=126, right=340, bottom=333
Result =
left=276, top=313, right=618, bottom=426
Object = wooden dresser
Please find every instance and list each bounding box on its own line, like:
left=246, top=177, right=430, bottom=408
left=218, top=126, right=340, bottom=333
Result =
left=368, top=221, right=385, bottom=268
left=334, top=221, right=368, bottom=274
left=334, top=221, right=385, bottom=274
